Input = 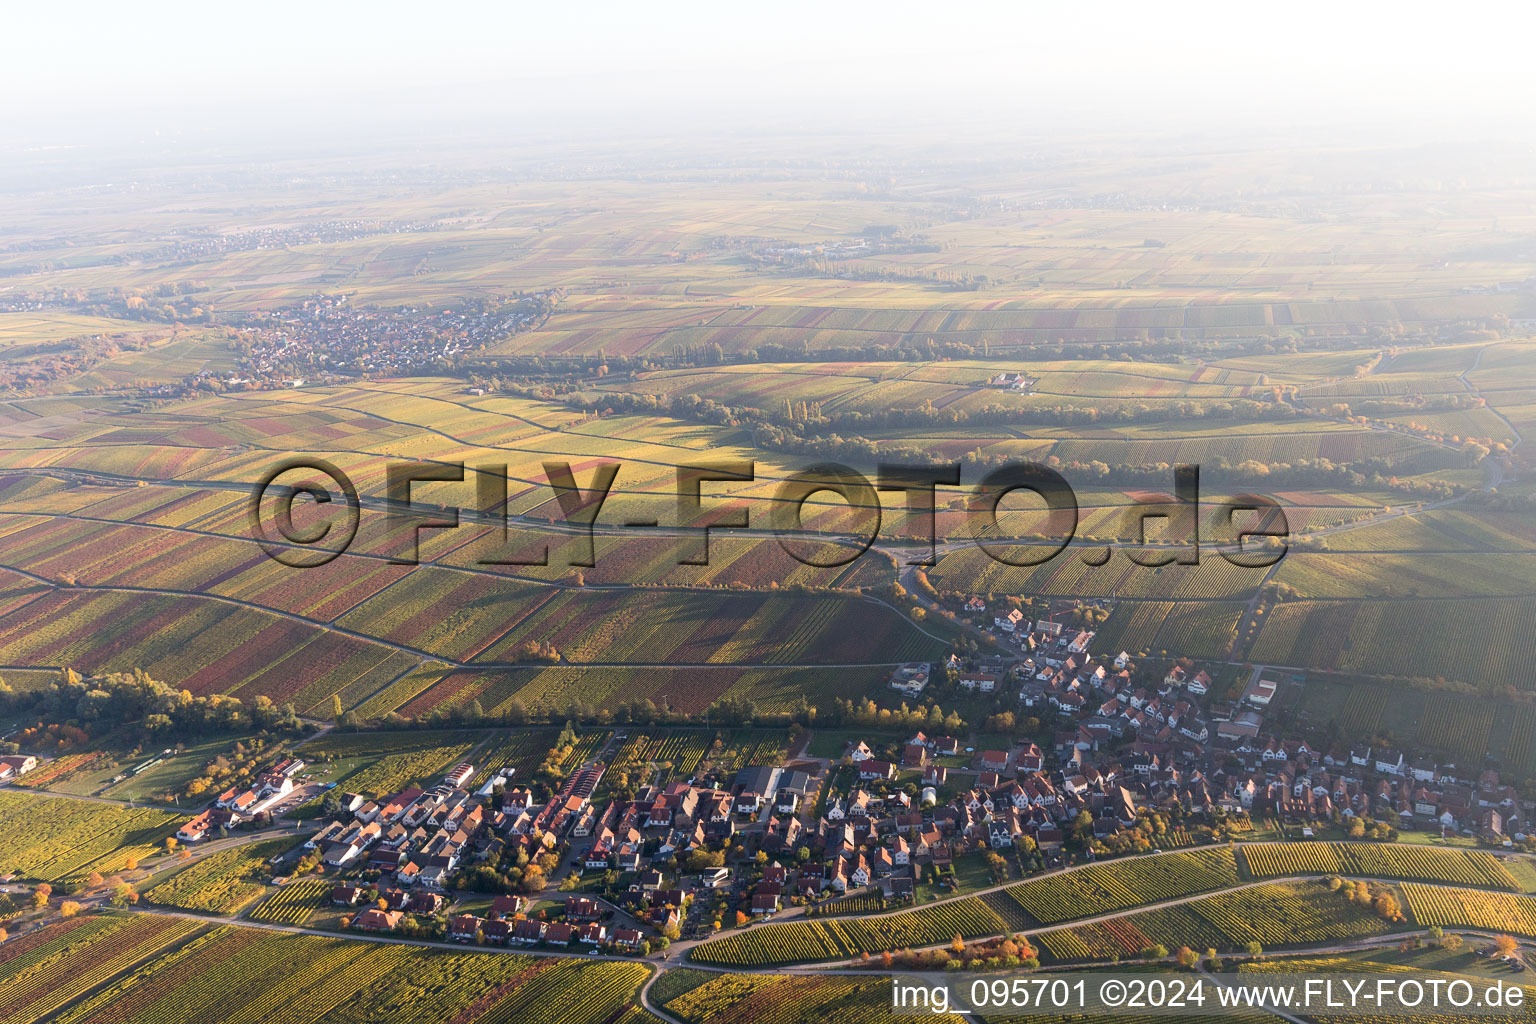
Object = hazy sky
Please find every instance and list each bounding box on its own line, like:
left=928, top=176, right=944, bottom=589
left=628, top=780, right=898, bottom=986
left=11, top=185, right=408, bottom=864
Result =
left=6, top=1, right=1535, bottom=148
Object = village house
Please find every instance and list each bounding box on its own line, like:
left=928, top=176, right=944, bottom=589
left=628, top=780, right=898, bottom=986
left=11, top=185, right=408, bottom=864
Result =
left=0, top=754, right=39, bottom=780
left=351, top=909, right=403, bottom=932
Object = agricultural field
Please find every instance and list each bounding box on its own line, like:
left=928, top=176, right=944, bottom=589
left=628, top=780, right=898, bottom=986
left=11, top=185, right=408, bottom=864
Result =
left=1298, top=679, right=1536, bottom=773
left=142, top=837, right=296, bottom=914
left=1237, top=843, right=1521, bottom=890
left=291, top=729, right=487, bottom=797
left=361, top=664, right=887, bottom=719
left=989, top=848, right=1239, bottom=926
left=1036, top=880, right=1397, bottom=962
left=0, top=459, right=941, bottom=717
left=1400, top=883, right=1536, bottom=938
left=0, top=913, right=206, bottom=1024
left=475, top=728, right=565, bottom=783
left=1248, top=598, right=1536, bottom=691
left=0, top=791, right=182, bottom=882
left=808, top=890, right=890, bottom=916
left=0, top=915, right=650, bottom=1024
left=0, top=317, right=1527, bottom=708
left=607, top=729, right=714, bottom=783
left=688, top=897, right=1007, bottom=966
left=0, top=316, right=1524, bottom=714
left=1234, top=955, right=1536, bottom=1024
left=8, top=82, right=1536, bottom=1024
left=707, top=729, right=793, bottom=774
left=247, top=876, right=332, bottom=925
left=657, top=968, right=964, bottom=1024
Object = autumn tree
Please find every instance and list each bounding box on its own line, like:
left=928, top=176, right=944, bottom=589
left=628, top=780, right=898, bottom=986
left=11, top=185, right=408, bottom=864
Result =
left=1175, top=946, right=1200, bottom=968
left=1495, top=935, right=1520, bottom=957
left=1372, top=893, right=1403, bottom=923
left=60, top=900, right=83, bottom=918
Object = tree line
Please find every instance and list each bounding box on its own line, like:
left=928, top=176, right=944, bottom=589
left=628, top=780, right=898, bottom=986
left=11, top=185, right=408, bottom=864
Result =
left=0, top=668, right=309, bottom=753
